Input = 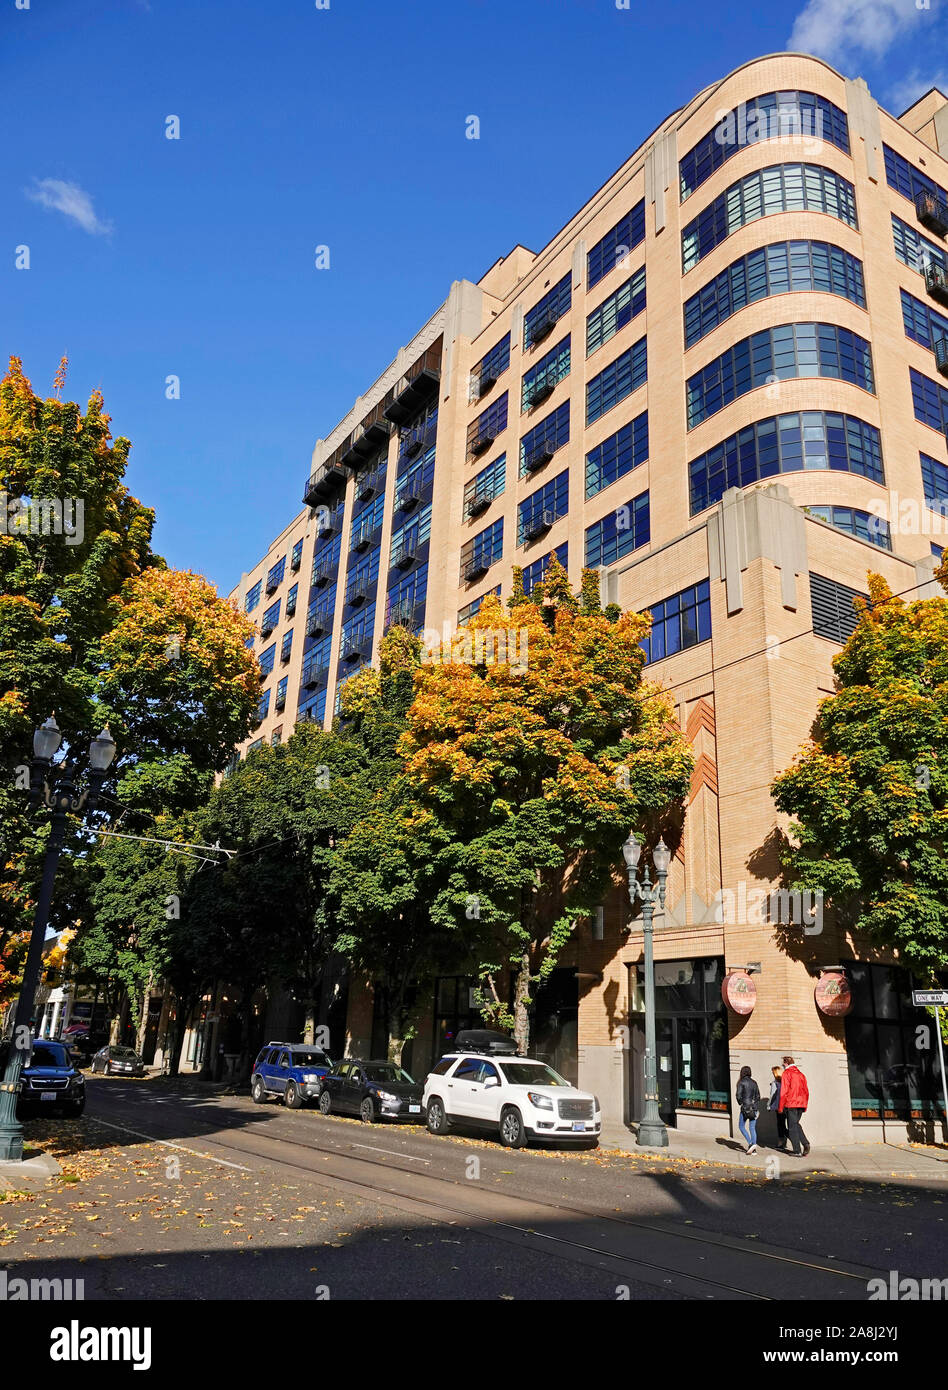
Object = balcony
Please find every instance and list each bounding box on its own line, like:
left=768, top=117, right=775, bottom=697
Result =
left=301, top=663, right=327, bottom=690
left=280, top=648, right=291, bottom=665
left=286, top=598, right=297, bottom=617
left=303, top=458, right=347, bottom=506
left=465, top=557, right=489, bottom=583
left=384, top=365, right=441, bottom=425
left=345, top=580, right=371, bottom=607
left=523, top=443, right=554, bottom=473
left=470, top=431, right=495, bottom=458
left=527, top=310, right=556, bottom=347
left=317, top=509, right=341, bottom=539
left=341, top=636, right=370, bottom=663
left=523, top=508, right=555, bottom=542
left=393, top=541, right=416, bottom=570
left=341, top=419, right=391, bottom=470
left=525, top=377, right=556, bottom=410
left=311, top=560, right=334, bottom=588
left=352, top=523, right=377, bottom=553
left=925, top=262, right=948, bottom=308
left=395, top=484, right=422, bottom=512
left=275, top=695, right=286, bottom=712
left=917, top=190, right=948, bottom=238
left=356, top=470, right=382, bottom=502
left=265, top=577, right=280, bottom=596
left=472, top=369, right=497, bottom=400
left=936, top=337, right=948, bottom=380
left=466, top=491, right=492, bottom=519
left=260, top=619, right=275, bottom=639
left=306, top=609, right=332, bottom=638
left=400, top=419, right=436, bottom=460
left=386, top=599, right=418, bottom=630
left=291, top=551, right=301, bottom=572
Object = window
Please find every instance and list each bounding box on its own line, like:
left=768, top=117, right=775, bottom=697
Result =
left=586, top=337, right=647, bottom=425
left=686, top=322, right=874, bottom=429
left=286, top=583, right=298, bottom=618
left=634, top=957, right=729, bottom=1115
left=301, top=634, right=332, bottom=688
left=921, top=452, right=948, bottom=510
left=679, top=91, right=849, bottom=201
left=468, top=392, right=509, bottom=459
left=247, top=737, right=263, bottom=753
left=901, top=288, right=948, bottom=353
left=386, top=561, right=428, bottom=630
left=280, top=630, right=293, bottom=663
left=245, top=580, right=261, bottom=613
left=683, top=241, right=866, bottom=348
left=257, top=688, right=271, bottom=721
left=297, top=689, right=327, bottom=725
left=339, top=604, right=375, bottom=664
left=276, top=676, right=288, bottom=710
left=883, top=144, right=948, bottom=207
left=464, top=454, right=506, bottom=516
left=395, top=443, right=436, bottom=509
left=266, top=556, right=286, bottom=593
left=522, top=336, right=570, bottom=411
left=259, top=644, right=275, bottom=676
left=291, top=538, right=304, bottom=571
left=807, top=505, right=891, bottom=550
left=523, top=274, right=571, bottom=348
left=521, top=544, right=567, bottom=596
left=586, top=268, right=646, bottom=356
left=271, top=728, right=282, bottom=746
left=261, top=599, right=280, bottom=635
left=810, top=572, right=866, bottom=643
left=471, top=333, right=510, bottom=396
left=845, top=961, right=948, bottom=1121
left=689, top=410, right=884, bottom=515
left=586, top=411, right=648, bottom=498
left=681, top=164, right=857, bottom=272
left=910, top=366, right=948, bottom=433
left=351, top=493, right=385, bottom=551
left=640, top=580, right=711, bottom=663
left=892, top=213, right=947, bottom=276
left=347, top=547, right=381, bottom=603
left=587, top=202, right=646, bottom=289
left=390, top=502, right=432, bottom=565
left=312, top=532, right=341, bottom=581
left=584, top=491, right=650, bottom=567
left=458, top=585, right=502, bottom=625
left=519, top=402, right=570, bottom=476
left=518, top=470, right=569, bottom=545
left=460, top=518, right=504, bottom=581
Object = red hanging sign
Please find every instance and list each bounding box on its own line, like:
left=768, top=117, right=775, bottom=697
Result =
left=815, top=969, right=853, bottom=1017
left=721, top=971, right=757, bottom=1015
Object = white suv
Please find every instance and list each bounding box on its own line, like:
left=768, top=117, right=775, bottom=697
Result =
left=423, top=1052, right=601, bottom=1149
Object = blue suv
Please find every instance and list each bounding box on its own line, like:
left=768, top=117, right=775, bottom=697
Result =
left=0, top=1038, right=86, bottom=1118
left=250, top=1041, right=333, bottom=1109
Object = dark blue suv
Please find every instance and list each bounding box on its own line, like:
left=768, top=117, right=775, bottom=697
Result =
left=0, top=1038, right=86, bottom=1118
left=250, top=1041, right=333, bottom=1109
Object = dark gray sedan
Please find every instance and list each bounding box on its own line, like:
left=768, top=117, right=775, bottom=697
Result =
left=318, top=1059, right=425, bottom=1123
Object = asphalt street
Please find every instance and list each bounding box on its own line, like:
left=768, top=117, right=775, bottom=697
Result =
left=3, top=1074, right=947, bottom=1302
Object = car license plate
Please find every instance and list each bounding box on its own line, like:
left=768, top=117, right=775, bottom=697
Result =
left=572, top=1121, right=587, bottom=1132
left=41, top=1091, right=57, bottom=1101
left=409, top=1104, right=421, bottom=1113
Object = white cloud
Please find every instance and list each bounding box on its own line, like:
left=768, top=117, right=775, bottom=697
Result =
left=26, top=179, right=113, bottom=237
left=885, top=68, right=948, bottom=115
left=788, top=0, right=923, bottom=67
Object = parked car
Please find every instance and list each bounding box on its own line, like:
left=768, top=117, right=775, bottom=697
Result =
left=423, top=1049, right=601, bottom=1149
left=91, top=1045, right=145, bottom=1076
left=318, top=1058, right=424, bottom=1123
left=251, top=1042, right=334, bottom=1108
left=0, top=1038, right=85, bottom=1118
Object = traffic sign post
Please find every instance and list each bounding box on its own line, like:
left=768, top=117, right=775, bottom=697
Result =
left=912, top=990, right=948, bottom=1137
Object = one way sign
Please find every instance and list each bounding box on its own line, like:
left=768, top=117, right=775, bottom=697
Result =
left=912, top=989, right=948, bottom=1007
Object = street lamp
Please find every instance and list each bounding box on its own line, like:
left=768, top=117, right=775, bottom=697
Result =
left=623, top=831, right=671, bottom=1148
left=0, top=719, right=116, bottom=1162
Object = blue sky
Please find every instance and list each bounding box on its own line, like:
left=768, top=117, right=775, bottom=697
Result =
left=3, top=0, right=946, bottom=591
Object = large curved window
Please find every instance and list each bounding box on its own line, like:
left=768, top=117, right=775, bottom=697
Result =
left=689, top=410, right=884, bottom=515
left=680, top=91, right=849, bottom=201
left=681, top=164, right=857, bottom=273
left=686, top=322, right=874, bottom=430
left=684, top=241, right=865, bottom=348
left=807, top=505, right=891, bottom=550
left=901, top=288, right=948, bottom=354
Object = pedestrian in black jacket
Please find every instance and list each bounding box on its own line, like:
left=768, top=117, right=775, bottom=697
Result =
left=768, top=1065, right=788, bottom=1152
left=736, top=1065, right=760, bottom=1154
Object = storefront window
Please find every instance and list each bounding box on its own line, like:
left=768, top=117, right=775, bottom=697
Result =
left=634, top=957, right=729, bottom=1121
left=845, top=961, right=947, bottom=1120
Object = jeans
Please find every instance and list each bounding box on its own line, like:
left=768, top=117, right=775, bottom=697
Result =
left=785, top=1107, right=809, bottom=1155
left=774, top=1109, right=788, bottom=1148
left=738, top=1112, right=757, bottom=1147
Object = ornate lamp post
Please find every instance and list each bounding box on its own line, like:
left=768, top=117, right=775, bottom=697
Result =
left=623, top=832, right=671, bottom=1149
left=0, top=717, right=115, bottom=1162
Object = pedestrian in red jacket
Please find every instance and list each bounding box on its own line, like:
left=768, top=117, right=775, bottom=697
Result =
left=777, top=1055, right=810, bottom=1156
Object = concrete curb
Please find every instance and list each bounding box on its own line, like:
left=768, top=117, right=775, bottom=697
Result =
left=0, top=1150, right=62, bottom=1193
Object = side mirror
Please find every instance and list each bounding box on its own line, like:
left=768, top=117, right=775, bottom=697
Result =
left=485, top=1076, right=500, bottom=1088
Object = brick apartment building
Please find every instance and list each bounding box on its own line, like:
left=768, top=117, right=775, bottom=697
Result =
left=224, top=52, right=948, bottom=1144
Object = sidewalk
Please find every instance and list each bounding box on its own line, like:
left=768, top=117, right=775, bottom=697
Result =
left=599, top=1121, right=948, bottom=1179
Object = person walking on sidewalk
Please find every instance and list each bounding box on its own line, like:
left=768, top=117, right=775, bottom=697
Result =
left=769, top=1064, right=788, bottom=1151
left=778, top=1055, right=810, bottom=1156
left=736, top=1065, right=760, bottom=1154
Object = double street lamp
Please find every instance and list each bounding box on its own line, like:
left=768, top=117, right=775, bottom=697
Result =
left=0, top=716, right=116, bottom=1162
left=622, top=832, right=671, bottom=1149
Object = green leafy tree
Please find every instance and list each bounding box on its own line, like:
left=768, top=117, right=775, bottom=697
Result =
left=400, top=560, right=693, bottom=1052
left=773, top=570, right=948, bottom=977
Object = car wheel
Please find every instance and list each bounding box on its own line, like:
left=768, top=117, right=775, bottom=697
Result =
left=284, top=1081, right=303, bottom=1110
left=318, top=1089, right=332, bottom=1116
left=499, top=1105, right=526, bottom=1149
left=426, top=1097, right=450, bottom=1135
left=359, top=1096, right=376, bottom=1124
left=251, top=1076, right=267, bottom=1104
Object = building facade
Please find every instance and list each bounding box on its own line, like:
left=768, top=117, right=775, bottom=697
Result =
left=228, top=53, right=948, bottom=1144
